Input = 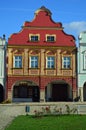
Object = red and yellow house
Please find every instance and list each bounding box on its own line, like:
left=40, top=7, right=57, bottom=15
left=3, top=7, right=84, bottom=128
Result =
left=7, top=6, right=77, bottom=102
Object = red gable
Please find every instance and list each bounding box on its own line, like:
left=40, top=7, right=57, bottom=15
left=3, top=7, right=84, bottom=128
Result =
left=8, top=6, right=76, bottom=47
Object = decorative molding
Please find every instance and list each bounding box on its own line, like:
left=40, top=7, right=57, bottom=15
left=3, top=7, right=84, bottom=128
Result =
left=29, top=49, right=40, bottom=55
left=12, top=49, right=24, bottom=54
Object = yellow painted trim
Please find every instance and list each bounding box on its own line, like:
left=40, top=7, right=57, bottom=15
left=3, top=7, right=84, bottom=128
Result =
left=8, top=45, right=76, bottom=51
left=22, top=26, right=63, bottom=30
left=8, top=75, right=76, bottom=78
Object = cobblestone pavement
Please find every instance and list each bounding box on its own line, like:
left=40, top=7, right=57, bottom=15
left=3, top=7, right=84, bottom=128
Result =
left=0, top=105, right=25, bottom=130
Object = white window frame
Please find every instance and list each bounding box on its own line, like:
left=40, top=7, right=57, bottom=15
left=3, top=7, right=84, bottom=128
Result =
left=13, top=56, right=22, bottom=68
left=46, top=56, right=55, bottom=69
left=30, top=56, right=38, bottom=68
left=62, top=57, right=71, bottom=69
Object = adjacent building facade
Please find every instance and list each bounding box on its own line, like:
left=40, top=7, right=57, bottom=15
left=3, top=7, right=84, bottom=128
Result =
left=0, top=35, right=6, bottom=102
left=7, top=6, right=77, bottom=102
left=78, top=31, right=86, bottom=101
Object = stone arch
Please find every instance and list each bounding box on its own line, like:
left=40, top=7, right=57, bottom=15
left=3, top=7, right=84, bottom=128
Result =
left=12, top=80, right=40, bottom=102
left=45, top=80, right=72, bottom=102
left=0, top=84, right=4, bottom=103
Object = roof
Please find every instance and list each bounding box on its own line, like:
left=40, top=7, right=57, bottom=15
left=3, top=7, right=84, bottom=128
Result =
left=8, top=6, right=76, bottom=47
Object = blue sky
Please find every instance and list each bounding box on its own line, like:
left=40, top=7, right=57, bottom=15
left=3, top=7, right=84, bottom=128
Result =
left=0, top=0, right=86, bottom=46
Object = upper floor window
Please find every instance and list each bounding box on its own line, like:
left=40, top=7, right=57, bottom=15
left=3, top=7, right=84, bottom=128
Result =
left=13, top=56, right=22, bottom=68
left=46, top=34, right=56, bottom=42
left=46, top=56, right=55, bottom=69
left=29, top=34, right=40, bottom=42
left=30, top=56, right=38, bottom=68
left=84, top=52, right=86, bottom=69
left=62, top=57, right=71, bottom=69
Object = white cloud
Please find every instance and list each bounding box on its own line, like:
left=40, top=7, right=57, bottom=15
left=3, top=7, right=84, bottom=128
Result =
left=63, top=21, right=86, bottom=46
left=64, top=21, right=86, bottom=35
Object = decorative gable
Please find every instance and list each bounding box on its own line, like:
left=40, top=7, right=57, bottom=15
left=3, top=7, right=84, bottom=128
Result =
left=8, top=6, right=76, bottom=47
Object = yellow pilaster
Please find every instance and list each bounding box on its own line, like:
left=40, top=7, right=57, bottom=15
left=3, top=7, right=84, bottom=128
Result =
left=8, top=48, right=13, bottom=75
left=57, top=49, right=62, bottom=75
left=24, top=49, right=29, bottom=75
left=40, top=49, right=45, bottom=75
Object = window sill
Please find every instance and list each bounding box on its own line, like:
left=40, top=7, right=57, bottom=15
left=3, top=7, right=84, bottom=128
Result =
left=44, top=68, right=55, bottom=70
left=29, top=68, right=39, bottom=69
left=44, top=41, right=55, bottom=43
left=61, top=68, right=72, bottom=70
left=27, top=40, right=39, bottom=42
left=11, top=68, right=23, bottom=69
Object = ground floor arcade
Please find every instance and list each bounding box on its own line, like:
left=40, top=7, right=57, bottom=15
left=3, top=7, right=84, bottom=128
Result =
left=78, top=82, right=86, bottom=102
left=78, top=75, right=86, bottom=101
left=7, top=76, right=77, bottom=102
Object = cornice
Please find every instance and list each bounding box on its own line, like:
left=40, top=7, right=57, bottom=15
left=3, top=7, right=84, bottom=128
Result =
left=8, top=45, right=76, bottom=50
left=8, top=75, right=76, bottom=78
left=22, top=26, right=63, bottom=30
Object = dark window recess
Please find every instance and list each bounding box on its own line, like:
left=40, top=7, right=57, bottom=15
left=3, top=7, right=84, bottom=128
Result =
left=47, top=36, right=55, bottom=42
left=31, top=36, right=38, bottom=42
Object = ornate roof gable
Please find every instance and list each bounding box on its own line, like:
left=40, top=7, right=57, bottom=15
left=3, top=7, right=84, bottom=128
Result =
left=23, top=6, right=62, bottom=28
left=8, top=6, right=76, bottom=47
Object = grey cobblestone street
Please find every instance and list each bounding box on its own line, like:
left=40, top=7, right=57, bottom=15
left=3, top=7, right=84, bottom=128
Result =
left=0, top=105, right=25, bottom=130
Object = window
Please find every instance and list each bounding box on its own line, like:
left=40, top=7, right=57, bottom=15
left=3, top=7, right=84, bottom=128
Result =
left=29, top=34, right=40, bottom=42
left=30, top=56, right=38, bottom=68
left=13, top=56, right=22, bottom=68
left=47, top=36, right=54, bottom=42
left=84, top=53, right=86, bottom=69
left=62, top=57, right=71, bottom=69
left=46, top=56, right=55, bottom=68
left=46, top=35, right=56, bottom=42
left=31, top=36, right=38, bottom=42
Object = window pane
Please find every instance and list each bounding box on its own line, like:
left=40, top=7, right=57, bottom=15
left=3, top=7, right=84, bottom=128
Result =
left=31, top=36, right=38, bottom=41
left=30, top=56, right=38, bottom=68
left=63, top=57, right=71, bottom=69
left=31, top=61, right=35, bottom=68
left=47, top=36, right=54, bottom=42
left=35, top=36, right=38, bottom=41
left=14, top=56, right=22, bottom=68
left=47, top=56, right=55, bottom=68
left=51, top=36, right=54, bottom=41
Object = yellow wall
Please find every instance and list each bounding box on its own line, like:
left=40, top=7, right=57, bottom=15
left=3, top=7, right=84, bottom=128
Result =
left=8, top=46, right=76, bottom=78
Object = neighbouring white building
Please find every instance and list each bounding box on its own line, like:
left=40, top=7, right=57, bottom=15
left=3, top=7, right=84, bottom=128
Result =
left=78, top=31, right=86, bottom=101
left=0, top=35, right=7, bottom=102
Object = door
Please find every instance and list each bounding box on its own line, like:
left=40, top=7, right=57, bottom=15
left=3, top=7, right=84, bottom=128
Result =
left=52, top=84, right=68, bottom=101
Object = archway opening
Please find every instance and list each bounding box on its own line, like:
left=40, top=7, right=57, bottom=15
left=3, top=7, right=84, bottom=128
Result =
left=0, top=84, right=4, bottom=103
left=45, top=80, right=72, bottom=102
left=12, top=80, right=40, bottom=102
left=83, top=82, right=86, bottom=101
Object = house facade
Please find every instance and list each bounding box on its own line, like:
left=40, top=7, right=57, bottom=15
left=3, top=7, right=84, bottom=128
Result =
left=78, top=31, right=86, bottom=101
left=0, top=35, right=6, bottom=102
left=7, top=6, right=77, bottom=102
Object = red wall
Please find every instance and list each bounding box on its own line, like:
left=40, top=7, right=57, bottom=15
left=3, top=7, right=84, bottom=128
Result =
left=7, top=76, right=77, bottom=91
